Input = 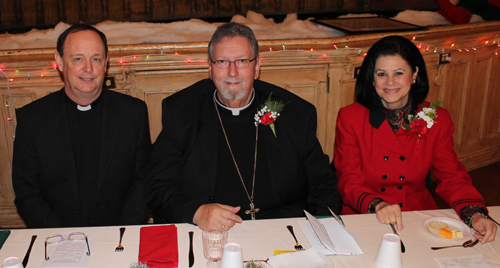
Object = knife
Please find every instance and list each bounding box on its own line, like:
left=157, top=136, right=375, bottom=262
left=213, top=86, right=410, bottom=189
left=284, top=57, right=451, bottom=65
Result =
left=487, top=216, right=500, bottom=227
left=23, top=235, right=37, bottom=267
left=390, top=224, right=406, bottom=253
left=188, top=231, right=194, bottom=267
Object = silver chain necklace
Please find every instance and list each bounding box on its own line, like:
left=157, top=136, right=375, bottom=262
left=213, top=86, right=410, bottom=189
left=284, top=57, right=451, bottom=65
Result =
left=213, top=90, right=260, bottom=220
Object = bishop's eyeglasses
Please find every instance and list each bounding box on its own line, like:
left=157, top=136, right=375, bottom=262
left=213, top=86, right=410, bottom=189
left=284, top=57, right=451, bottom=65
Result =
left=210, top=58, right=257, bottom=68
left=45, top=232, right=91, bottom=260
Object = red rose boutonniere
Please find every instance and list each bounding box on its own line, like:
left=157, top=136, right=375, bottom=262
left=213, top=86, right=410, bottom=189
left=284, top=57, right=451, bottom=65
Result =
left=254, top=93, right=288, bottom=137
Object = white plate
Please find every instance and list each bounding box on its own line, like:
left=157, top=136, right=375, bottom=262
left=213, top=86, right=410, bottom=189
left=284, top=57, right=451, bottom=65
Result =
left=422, top=217, right=472, bottom=240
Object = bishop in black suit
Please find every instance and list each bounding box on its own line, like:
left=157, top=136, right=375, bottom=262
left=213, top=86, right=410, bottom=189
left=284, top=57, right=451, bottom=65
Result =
left=147, top=22, right=340, bottom=231
left=12, top=24, right=150, bottom=228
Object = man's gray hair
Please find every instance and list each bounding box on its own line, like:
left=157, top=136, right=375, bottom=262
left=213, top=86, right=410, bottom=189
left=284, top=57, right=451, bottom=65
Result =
left=208, top=22, right=259, bottom=60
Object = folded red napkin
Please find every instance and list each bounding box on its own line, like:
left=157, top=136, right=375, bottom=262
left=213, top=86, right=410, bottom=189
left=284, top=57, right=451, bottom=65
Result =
left=139, top=225, right=178, bottom=268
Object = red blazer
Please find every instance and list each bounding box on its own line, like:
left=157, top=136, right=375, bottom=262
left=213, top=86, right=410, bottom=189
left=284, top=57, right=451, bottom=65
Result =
left=334, top=102, right=486, bottom=217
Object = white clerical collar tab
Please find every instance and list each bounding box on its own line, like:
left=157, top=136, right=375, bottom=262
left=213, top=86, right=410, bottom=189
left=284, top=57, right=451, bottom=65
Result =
left=213, top=89, right=255, bottom=116
left=77, top=104, right=91, bottom=111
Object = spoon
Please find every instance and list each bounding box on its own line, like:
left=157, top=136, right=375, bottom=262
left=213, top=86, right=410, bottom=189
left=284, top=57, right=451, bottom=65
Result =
left=431, top=238, right=479, bottom=250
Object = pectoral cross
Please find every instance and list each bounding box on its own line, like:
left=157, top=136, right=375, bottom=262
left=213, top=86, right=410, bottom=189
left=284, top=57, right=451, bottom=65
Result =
left=245, top=203, right=260, bottom=220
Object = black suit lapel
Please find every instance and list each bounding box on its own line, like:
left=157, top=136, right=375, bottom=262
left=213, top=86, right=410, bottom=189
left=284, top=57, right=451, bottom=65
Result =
left=49, top=90, right=79, bottom=200
left=97, top=91, right=120, bottom=195
left=254, top=89, right=285, bottom=198
left=199, top=90, right=219, bottom=193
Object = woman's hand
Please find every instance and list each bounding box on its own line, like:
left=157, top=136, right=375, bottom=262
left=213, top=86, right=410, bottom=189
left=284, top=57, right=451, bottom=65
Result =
left=471, top=214, right=497, bottom=243
left=375, top=202, right=404, bottom=231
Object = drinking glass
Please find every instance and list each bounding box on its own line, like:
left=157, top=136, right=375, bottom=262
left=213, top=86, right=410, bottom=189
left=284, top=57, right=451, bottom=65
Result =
left=202, top=230, right=228, bottom=266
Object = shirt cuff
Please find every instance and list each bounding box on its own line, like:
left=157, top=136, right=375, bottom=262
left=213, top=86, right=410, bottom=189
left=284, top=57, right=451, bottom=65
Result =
left=459, top=205, right=488, bottom=227
left=367, top=197, right=385, bottom=214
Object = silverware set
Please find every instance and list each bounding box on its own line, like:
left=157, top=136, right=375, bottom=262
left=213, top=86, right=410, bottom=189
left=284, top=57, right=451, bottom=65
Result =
left=188, top=231, right=194, bottom=267
left=389, top=224, right=405, bottom=253
left=431, top=238, right=479, bottom=250
left=115, top=227, right=126, bottom=252
left=286, top=225, right=304, bottom=250
left=488, top=216, right=500, bottom=227
left=22, top=235, right=37, bottom=267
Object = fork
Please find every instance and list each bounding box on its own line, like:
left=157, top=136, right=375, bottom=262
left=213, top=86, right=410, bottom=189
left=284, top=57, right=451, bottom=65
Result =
left=286, top=225, right=304, bottom=250
left=115, top=227, right=126, bottom=252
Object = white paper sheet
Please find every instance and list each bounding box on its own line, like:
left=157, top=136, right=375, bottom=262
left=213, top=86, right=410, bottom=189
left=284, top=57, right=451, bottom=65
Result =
left=41, top=231, right=97, bottom=268
left=298, top=211, right=363, bottom=256
left=435, top=254, right=495, bottom=268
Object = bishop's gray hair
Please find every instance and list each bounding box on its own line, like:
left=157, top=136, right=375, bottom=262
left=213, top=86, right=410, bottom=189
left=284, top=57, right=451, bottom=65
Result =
left=208, top=22, right=259, bottom=60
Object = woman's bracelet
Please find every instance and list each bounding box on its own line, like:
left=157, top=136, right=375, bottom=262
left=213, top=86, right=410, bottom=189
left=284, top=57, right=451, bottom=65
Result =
left=367, top=197, right=385, bottom=214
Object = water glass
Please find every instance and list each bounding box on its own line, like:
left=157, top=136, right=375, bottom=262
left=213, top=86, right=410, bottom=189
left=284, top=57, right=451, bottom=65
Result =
left=202, top=230, right=228, bottom=264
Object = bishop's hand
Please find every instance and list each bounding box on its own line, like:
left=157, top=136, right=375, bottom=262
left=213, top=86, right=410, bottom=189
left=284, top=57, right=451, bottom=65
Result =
left=193, top=203, right=242, bottom=231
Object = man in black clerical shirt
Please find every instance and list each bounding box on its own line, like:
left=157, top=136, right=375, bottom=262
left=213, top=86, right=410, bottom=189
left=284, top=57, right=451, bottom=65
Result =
left=147, top=22, right=341, bottom=231
left=12, top=24, right=151, bottom=227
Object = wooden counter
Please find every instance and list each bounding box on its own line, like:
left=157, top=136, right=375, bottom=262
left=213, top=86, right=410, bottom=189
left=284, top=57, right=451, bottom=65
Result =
left=1, top=21, right=499, bottom=228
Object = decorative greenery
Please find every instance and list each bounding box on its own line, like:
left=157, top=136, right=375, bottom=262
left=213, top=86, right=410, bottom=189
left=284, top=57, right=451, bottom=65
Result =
left=130, top=262, right=149, bottom=268
left=402, top=100, right=442, bottom=136
left=244, top=259, right=266, bottom=268
left=254, top=93, right=288, bottom=137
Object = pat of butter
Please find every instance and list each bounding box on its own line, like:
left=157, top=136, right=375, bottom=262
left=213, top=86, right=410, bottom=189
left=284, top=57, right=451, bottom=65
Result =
left=449, top=228, right=464, bottom=239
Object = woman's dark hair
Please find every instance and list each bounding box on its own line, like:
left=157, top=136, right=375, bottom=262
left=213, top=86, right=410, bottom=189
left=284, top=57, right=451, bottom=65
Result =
left=57, top=24, right=108, bottom=58
left=355, top=35, right=429, bottom=111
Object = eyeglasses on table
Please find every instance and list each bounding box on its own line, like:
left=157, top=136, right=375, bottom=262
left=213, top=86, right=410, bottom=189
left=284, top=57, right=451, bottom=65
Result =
left=44, top=232, right=91, bottom=261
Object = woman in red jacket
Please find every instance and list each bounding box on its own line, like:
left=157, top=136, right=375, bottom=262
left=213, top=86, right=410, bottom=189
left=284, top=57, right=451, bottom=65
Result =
left=334, top=35, right=497, bottom=243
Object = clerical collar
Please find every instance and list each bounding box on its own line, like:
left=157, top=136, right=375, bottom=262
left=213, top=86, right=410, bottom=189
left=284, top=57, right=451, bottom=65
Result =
left=64, top=92, right=102, bottom=112
left=213, top=89, right=255, bottom=116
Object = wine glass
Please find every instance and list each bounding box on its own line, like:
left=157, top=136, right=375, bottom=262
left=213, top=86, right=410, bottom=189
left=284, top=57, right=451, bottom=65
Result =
left=202, top=230, right=228, bottom=267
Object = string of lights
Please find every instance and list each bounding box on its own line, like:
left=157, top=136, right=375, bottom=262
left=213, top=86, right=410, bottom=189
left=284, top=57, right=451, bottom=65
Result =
left=1, top=35, right=498, bottom=79
left=1, top=70, right=15, bottom=141
left=1, top=35, right=499, bottom=140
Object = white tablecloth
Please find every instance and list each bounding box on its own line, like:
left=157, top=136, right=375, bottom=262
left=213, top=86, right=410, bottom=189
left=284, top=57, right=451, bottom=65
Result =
left=1, top=207, right=499, bottom=268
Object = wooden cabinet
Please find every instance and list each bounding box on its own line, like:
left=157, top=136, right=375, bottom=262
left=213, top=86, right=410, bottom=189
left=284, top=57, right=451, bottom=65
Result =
left=1, top=21, right=499, bottom=228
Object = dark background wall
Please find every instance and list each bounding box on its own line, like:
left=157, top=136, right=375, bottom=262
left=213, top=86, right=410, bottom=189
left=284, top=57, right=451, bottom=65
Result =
left=0, top=0, right=439, bottom=33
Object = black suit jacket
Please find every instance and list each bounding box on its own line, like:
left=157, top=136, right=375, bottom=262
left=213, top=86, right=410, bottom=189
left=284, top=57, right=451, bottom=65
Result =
left=147, top=79, right=340, bottom=224
left=12, top=88, right=151, bottom=228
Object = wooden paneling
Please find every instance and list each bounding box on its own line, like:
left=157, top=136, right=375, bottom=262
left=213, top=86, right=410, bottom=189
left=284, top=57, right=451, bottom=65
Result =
left=0, top=0, right=439, bottom=32
left=0, top=21, right=499, bottom=228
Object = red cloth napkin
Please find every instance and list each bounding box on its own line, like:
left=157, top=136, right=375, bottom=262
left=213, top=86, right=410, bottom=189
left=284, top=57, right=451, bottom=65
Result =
left=139, top=225, right=179, bottom=268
